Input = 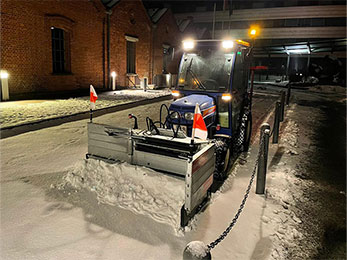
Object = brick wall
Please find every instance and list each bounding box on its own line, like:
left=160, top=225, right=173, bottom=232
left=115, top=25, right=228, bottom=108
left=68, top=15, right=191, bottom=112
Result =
left=152, top=10, right=183, bottom=77
left=109, top=0, right=152, bottom=87
left=0, top=0, right=183, bottom=95
left=1, top=0, right=106, bottom=95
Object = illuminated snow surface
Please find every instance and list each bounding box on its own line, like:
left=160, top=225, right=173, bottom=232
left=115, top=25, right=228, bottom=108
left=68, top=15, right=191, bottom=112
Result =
left=62, top=159, right=185, bottom=231
left=0, top=93, right=323, bottom=259
left=0, top=89, right=170, bottom=128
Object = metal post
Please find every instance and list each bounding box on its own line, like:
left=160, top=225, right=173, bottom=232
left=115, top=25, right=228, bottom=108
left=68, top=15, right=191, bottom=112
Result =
left=143, top=77, right=147, bottom=92
left=280, top=90, right=285, bottom=122
left=285, top=54, right=290, bottom=80
left=212, top=3, right=216, bottom=39
left=256, top=123, right=270, bottom=195
left=249, top=69, right=255, bottom=108
left=286, top=84, right=291, bottom=105
left=90, top=109, right=93, bottom=123
left=273, top=102, right=281, bottom=144
left=0, top=71, right=9, bottom=101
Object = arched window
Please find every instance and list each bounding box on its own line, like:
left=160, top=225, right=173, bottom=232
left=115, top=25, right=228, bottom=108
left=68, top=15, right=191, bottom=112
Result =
left=51, top=27, right=71, bottom=73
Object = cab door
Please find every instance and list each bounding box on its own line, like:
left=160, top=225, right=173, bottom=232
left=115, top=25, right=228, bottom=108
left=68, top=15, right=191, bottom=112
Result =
left=231, top=49, right=249, bottom=133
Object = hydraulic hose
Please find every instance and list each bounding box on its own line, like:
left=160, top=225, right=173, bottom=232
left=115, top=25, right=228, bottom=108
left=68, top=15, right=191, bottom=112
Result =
left=159, top=104, right=170, bottom=128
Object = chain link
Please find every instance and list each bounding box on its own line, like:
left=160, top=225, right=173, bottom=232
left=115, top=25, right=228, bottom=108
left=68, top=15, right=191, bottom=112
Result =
left=207, top=133, right=266, bottom=251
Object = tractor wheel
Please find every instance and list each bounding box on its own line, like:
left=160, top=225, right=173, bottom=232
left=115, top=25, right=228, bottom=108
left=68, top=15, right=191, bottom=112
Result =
left=241, top=112, right=252, bottom=152
left=214, top=138, right=232, bottom=180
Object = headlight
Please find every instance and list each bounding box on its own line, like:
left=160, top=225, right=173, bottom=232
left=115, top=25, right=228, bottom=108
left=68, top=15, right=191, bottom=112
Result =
left=184, top=112, right=194, bottom=121
left=222, top=93, right=232, bottom=101
left=171, top=90, right=180, bottom=97
left=170, top=111, right=179, bottom=119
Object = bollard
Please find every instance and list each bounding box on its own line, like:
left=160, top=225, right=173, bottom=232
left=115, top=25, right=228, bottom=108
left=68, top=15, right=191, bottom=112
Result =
left=286, top=84, right=291, bottom=105
left=183, top=241, right=212, bottom=260
left=256, top=123, right=270, bottom=195
left=279, top=90, right=285, bottom=122
left=272, top=101, right=281, bottom=144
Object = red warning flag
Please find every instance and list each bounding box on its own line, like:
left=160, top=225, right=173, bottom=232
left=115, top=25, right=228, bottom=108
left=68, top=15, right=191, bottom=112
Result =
left=192, top=103, right=208, bottom=140
left=90, top=85, right=98, bottom=110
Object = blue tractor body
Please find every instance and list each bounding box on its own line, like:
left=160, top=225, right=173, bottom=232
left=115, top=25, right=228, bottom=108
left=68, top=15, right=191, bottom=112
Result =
left=169, top=40, right=252, bottom=142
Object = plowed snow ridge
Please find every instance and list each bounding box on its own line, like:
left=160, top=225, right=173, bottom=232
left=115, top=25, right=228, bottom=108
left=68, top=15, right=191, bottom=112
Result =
left=63, top=159, right=185, bottom=231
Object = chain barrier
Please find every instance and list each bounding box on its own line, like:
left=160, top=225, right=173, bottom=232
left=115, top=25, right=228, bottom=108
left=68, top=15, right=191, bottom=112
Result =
left=206, top=90, right=287, bottom=252
left=207, top=133, right=266, bottom=251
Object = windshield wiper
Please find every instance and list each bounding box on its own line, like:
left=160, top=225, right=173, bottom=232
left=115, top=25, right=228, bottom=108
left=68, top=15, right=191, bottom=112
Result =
left=185, top=58, right=206, bottom=90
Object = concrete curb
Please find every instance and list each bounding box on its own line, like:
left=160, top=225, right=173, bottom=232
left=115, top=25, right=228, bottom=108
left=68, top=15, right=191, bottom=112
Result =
left=0, top=94, right=172, bottom=139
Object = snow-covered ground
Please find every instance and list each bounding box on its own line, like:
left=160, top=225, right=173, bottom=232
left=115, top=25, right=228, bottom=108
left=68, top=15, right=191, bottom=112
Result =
left=62, top=159, right=185, bottom=231
left=0, top=89, right=170, bottom=128
left=1, top=88, right=344, bottom=259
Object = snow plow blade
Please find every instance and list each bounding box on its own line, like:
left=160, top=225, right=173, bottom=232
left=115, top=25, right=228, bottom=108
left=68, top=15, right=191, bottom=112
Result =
left=86, top=122, right=215, bottom=227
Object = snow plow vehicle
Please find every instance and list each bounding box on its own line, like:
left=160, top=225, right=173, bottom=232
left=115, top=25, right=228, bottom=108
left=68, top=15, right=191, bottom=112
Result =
left=86, top=39, right=253, bottom=226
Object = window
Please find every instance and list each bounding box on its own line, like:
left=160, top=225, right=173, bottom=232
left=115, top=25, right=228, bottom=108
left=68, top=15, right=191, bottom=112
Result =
left=284, top=19, right=299, bottom=27
left=126, top=41, right=136, bottom=74
left=231, top=49, right=249, bottom=131
left=51, top=27, right=70, bottom=73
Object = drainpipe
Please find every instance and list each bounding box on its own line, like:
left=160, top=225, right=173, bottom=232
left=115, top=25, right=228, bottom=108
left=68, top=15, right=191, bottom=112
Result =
left=102, top=18, right=106, bottom=88
left=106, top=10, right=112, bottom=89
left=151, top=24, right=157, bottom=85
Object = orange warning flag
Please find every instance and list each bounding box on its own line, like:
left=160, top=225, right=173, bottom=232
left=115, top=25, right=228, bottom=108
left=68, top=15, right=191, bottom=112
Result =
left=192, top=103, right=207, bottom=140
left=90, top=85, right=98, bottom=110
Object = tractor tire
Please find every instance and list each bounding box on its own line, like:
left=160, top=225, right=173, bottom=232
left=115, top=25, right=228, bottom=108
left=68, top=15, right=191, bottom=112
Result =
left=214, top=138, right=232, bottom=180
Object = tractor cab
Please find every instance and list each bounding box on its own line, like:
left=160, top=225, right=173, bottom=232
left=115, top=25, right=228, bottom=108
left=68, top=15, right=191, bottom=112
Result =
left=169, top=39, right=251, bottom=139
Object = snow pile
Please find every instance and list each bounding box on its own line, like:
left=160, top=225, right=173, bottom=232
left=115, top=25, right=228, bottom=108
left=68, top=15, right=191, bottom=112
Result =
left=264, top=118, right=306, bottom=259
left=266, top=167, right=305, bottom=259
left=308, top=85, right=346, bottom=94
left=0, top=89, right=170, bottom=128
left=184, top=241, right=209, bottom=259
left=62, top=158, right=185, bottom=231
left=281, top=120, right=299, bottom=155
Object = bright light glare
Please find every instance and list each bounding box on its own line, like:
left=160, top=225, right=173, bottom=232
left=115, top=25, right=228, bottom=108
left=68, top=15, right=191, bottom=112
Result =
left=0, top=71, right=9, bottom=79
left=249, top=26, right=259, bottom=38
left=183, top=40, right=194, bottom=50
left=222, top=40, right=234, bottom=49
left=172, top=91, right=180, bottom=97
left=222, top=94, right=232, bottom=101
left=111, top=71, right=116, bottom=77
left=287, top=49, right=310, bottom=54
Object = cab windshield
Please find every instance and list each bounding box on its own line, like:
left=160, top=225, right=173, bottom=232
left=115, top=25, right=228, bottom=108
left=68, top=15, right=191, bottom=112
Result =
left=177, top=47, right=234, bottom=92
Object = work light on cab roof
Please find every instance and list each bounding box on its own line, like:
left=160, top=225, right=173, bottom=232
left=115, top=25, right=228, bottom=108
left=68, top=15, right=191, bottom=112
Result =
left=183, top=40, right=195, bottom=51
left=222, top=40, right=233, bottom=49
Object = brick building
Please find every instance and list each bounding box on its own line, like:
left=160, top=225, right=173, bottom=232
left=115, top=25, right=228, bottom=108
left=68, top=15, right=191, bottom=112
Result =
left=149, top=8, right=182, bottom=82
left=1, top=0, right=105, bottom=95
left=108, top=0, right=153, bottom=87
left=0, top=0, right=182, bottom=98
